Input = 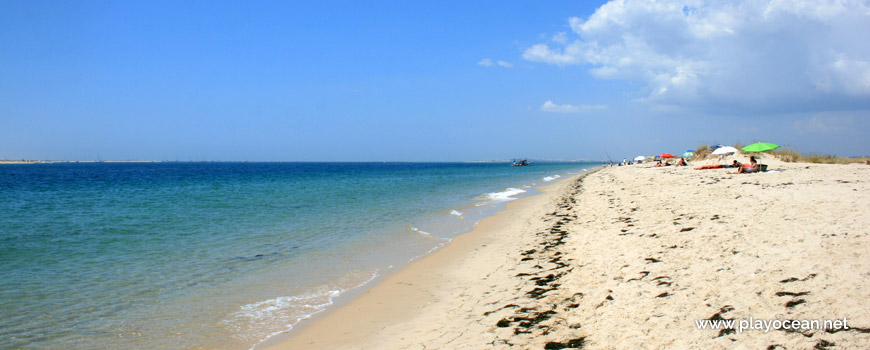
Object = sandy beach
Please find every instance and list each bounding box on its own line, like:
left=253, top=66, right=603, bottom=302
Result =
left=260, top=156, right=870, bottom=349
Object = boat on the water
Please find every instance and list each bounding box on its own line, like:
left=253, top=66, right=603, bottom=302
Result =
left=511, top=159, right=531, bottom=166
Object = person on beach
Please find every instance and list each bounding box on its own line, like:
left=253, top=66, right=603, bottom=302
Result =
left=736, top=156, right=759, bottom=174
left=696, top=164, right=725, bottom=170
left=696, top=160, right=744, bottom=170
left=676, top=158, right=687, bottom=166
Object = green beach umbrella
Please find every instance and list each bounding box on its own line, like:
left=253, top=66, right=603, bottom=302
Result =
left=741, top=142, right=780, bottom=153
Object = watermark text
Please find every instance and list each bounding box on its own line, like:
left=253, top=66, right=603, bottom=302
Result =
left=696, top=317, right=849, bottom=333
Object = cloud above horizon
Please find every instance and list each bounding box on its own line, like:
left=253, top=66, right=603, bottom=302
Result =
left=523, top=0, right=870, bottom=114
left=540, top=100, right=607, bottom=113
left=478, top=58, right=514, bottom=68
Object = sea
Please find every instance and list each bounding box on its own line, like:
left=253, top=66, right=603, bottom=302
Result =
left=0, top=161, right=599, bottom=349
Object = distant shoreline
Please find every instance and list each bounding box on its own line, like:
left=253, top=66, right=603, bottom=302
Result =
left=0, top=160, right=161, bottom=164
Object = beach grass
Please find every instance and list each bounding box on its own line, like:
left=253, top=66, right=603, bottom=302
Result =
left=692, top=144, right=712, bottom=159
left=769, top=148, right=870, bottom=164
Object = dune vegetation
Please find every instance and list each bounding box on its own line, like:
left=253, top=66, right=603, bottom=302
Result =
left=692, top=144, right=870, bottom=164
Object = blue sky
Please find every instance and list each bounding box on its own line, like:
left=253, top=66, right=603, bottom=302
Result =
left=2, top=0, right=869, bottom=161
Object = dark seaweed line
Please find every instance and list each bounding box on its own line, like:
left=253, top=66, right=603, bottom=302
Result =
left=488, top=176, right=590, bottom=349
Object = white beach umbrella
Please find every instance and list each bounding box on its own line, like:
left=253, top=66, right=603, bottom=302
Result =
left=633, top=156, right=645, bottom=161
left=712, top=146, right=739, bottom=155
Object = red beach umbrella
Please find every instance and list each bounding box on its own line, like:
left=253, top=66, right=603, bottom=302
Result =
left=659, top=153, right=675, bottom=158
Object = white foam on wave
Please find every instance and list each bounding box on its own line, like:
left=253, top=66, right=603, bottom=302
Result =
left=408, top=238, right=453, bottom=263
left=238, top=290, right=340, bottom=322
left=411, top=226, right=432, bottom=236
left=542, top=174, right=561, bottom=182
left=450, top=210, right=463, bottom=217
left=240, top=271, right=381, bottom=350
left=480, top=187, right=526, bottom=204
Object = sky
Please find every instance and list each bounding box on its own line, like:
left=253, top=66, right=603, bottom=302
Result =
left=1, top=0, right=869, bottom=161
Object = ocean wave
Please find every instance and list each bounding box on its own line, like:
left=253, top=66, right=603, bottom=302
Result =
left=411, top=226, right=432, bottom=236
left=542, top=174, right=561, bottom=182
left=237, top=290, right=340, bottom=322
left=450, top=210, right=463, bottom=217
left=408, top=238, right=452, bottom=263
left=479, top=187, right=527, bottom=204
left=237, top=271, right=381, bottom=350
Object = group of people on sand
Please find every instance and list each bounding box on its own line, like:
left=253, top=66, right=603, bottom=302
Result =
left=651, top=157, right=688, bottom=167
left=694, top=156, right=760, bottom=173
left=621, top=154, right=763, bottom=174
left=611, top=159, right=638, bottom=167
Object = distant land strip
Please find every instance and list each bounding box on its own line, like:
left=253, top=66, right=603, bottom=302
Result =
left=0, top=160, right=161, bottom=164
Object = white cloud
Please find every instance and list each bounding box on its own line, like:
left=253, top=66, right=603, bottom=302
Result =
left=540, top=100, right=607, bottom=114
left=523, top=44, right=580, bottom=66
left=479, top=58, right=514, bottom=68
left=551, top=32, right=569, bottom=44
left=523, top=0, right=870, bottom=113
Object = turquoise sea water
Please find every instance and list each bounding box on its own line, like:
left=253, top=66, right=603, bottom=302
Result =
left=0, top=162, right=598, bottom=349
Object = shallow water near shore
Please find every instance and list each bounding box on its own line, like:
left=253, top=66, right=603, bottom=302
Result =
left=0, top=161, right=598, bottom=349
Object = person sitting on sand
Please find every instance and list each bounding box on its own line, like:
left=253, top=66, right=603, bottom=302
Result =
left=675, top=158, right=687, bottom=166
left=736, top=156, right=759, bottom=174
